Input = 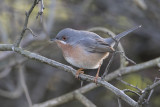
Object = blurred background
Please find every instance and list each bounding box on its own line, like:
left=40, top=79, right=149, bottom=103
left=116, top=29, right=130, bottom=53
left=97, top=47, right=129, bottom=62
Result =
left=0, top=0, right=160, bottom=107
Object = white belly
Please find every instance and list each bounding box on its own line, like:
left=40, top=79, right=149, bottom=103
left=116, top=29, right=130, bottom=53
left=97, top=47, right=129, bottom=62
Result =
left=64, top=52, right=109, bottom=69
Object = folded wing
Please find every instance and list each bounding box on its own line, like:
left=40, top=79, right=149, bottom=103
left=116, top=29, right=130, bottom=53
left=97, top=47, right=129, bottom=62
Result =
left=75, top=38, right=114, bottom=53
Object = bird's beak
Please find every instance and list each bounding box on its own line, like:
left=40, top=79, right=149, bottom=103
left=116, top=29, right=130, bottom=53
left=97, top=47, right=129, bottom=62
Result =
left=50, top=38, right=57, bottom=42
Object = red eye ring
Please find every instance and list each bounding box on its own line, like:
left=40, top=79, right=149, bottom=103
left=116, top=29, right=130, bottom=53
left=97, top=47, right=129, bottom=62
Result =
left=62, top=36, right=66, bottom=40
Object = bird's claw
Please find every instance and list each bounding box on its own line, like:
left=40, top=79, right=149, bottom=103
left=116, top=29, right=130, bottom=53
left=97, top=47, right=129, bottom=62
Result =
left=94, top=76, right=100, bottom=84
left=75, top=69, right=84, bottom=79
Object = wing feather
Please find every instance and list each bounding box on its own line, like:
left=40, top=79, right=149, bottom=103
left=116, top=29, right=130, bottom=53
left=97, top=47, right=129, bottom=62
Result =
left=75, top=38, right=114, bottom=53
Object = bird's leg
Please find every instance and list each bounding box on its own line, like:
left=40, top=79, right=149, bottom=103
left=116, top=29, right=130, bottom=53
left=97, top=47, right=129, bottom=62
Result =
left=94, top=64, right=102, bottom=82
left=76, top=68, right=84, bottom=78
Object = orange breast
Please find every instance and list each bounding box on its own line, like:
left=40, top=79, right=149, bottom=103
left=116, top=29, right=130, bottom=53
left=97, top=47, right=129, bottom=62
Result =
left=56, top=40, right=109, bottom=69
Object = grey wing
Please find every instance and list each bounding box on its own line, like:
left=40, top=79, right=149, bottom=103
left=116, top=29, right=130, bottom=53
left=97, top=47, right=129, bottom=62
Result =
left=75, top=38, right=114, bottom=53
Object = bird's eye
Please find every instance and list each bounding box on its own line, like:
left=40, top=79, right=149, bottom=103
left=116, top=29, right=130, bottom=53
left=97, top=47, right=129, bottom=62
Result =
left=62, top=36, right=67, bottom=41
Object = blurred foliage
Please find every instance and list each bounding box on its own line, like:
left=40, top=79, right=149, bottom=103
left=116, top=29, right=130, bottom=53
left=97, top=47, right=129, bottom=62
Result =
left=122, top=74, right=151, bottom=89
left=117, top=74, right=152, bottom=96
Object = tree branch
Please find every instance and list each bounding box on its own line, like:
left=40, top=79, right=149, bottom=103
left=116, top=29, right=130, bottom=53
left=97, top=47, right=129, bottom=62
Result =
left=1, top=44, right=160, bottom=107
left=123, top=89, right=141, bottom=97
left=117, top=78, right=142, bottom=93
left=25, top=28, right=37, bottom=37
left=117, top=98, right=122, bottom=107
left=14, top=0, right=38, bottom=47
left=0, top=68, right=23, bottom=99
left=105, top=57, right=160, bottom=81
left=0, top=44, right=139, bottom=106
left=74, top=91, right=96, bottom=107
left=18, top=64, right=32, bottom=107
left=33, top=83, right=97, bottom=107
left=138, top=80, right=160, bottom=105
left=36, top=0, right=44, bottom=22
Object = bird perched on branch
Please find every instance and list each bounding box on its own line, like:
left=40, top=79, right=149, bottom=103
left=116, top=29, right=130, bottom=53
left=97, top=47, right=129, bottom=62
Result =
left=51, top=25, right=141, bottom=82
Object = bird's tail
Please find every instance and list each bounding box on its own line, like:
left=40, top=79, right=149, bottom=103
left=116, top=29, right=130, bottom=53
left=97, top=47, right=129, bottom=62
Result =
left=105, top=25, right=141, bottom=45
left=114, top=25, right=141, bottom=41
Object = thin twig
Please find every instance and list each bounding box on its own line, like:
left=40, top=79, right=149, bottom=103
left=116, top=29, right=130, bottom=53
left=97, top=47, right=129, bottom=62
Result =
left=104, top=57, right=160, bottom=81
left=33, top=83, right=97, bottom=107
left=145, top=89, right=153, bottom=104
left=1, top=44, right=160, bottom=107
left=138, top=80, right=160, bottom=105
left=117, top=78, right=142, bottom=93
left=74, top=91, right=96, bottom=107
left=117, top=98, right=122, bottom=107
left=25, top=28, right=37, bottom=37
left=119, top=51, right=136, bottom=65
left=145, top=78, right=156, bottom=103
left=36, top=0, right=45, bottom=22
left=18, top=64, right=32, bottom=107
left=14, top=0, right=38, bottom=47
left=88, top=27, right=135, bottom=78
left=0, top=44, right=139, bottom=107
left=145, top=78, right=160, bottom=104
left=123, top=89, right=141, bottom=97
left=0, top=44, right=160, bottom=83
left=0, top=70, right=23, bottom=99
left=102, top=40, right=119, bottom=78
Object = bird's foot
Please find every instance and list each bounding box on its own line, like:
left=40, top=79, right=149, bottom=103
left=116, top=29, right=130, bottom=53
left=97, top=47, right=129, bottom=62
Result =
left=94, top=75, right=100, bottom=83
left=94, top=64, right=101, bottom=83
left=75, top=68, right=84, bottom=79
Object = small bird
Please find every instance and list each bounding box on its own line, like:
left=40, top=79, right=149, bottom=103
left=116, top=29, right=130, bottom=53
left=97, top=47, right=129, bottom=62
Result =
left=52, top=25, right=141, bottom=81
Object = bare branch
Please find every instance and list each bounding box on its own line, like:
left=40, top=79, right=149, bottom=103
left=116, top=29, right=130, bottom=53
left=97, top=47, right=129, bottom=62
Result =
left=74, top=91, right=96, bottom=107
left=1, top=44, right=160, bottom=106
left=25, top=28, right=37, bottom=37
left=146, top=89, right=154, bottom=104
left=18, top=64, right=32, bottom=107
left=146, top=79, right=160, bottom=104
left=117, top=78, right=142, bottom=93
left=102, top=38, right=119, bottom=78
left=117, top=98, right=122, bottom=107
left=33, top=83, right=97, bottom=107
left=105, top=57, right=160, bottom=81
left=100, top=80, right=138, bottom=106
left=14, top=0, right=38, bottom=47
left=0, top=58, right=26, bottom=79
left=0, top=44, right=160, bottom=83
left=0, top=83, right=23, bottom=99
left=149, top=80, right=160, bottom=90
left=138, top=80, right=160, bottom=105
left=0, top=70, right=23, bottom=99
left=144, top=77, right=160, bottom=105
left=36, top=0, right=45, bottom=22
left=123, top=89, right=141, bottom=97
left=119, top=51, right=136, bottom=65
left=0, top=44, right=139, bottom=107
